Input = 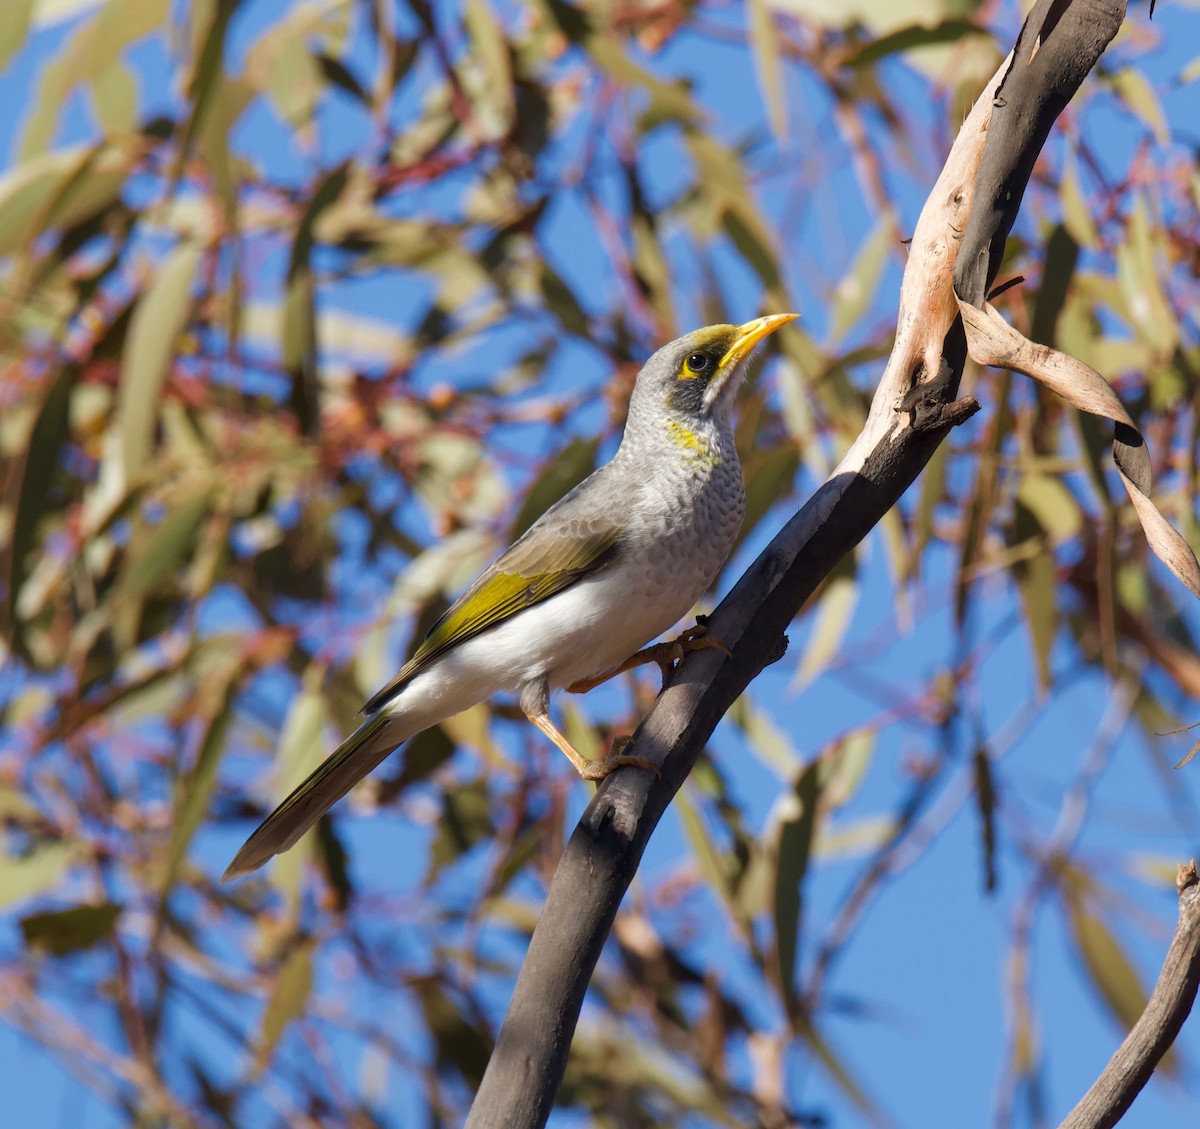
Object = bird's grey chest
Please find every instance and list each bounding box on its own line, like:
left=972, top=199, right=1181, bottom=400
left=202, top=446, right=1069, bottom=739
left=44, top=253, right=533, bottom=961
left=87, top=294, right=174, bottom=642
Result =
left=626, top=428, right=745, bottom=589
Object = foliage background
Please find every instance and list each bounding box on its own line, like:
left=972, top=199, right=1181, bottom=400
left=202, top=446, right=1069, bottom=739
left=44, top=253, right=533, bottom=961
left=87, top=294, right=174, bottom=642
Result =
left=2, top=0, right=1200, bottom=1126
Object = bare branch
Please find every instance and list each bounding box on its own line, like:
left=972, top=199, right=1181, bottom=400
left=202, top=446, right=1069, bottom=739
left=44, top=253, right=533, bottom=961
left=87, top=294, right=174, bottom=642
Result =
left=1058, top=863, right=1200, bottom=1129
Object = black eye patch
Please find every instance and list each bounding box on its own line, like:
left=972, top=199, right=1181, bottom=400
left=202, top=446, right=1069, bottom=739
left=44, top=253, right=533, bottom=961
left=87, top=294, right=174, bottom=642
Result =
left=685, top=351, right=712, bottom=375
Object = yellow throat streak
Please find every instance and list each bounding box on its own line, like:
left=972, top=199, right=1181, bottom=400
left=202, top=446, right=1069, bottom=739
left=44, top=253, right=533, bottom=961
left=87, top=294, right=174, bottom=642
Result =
left=664, top=420, right=721, bottom=469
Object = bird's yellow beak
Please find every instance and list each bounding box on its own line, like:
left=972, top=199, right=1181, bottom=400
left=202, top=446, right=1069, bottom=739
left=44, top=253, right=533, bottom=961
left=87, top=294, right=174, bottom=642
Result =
left=718, top=313, right=798, bottom=371
left=704, top=313, right=798, bottom=410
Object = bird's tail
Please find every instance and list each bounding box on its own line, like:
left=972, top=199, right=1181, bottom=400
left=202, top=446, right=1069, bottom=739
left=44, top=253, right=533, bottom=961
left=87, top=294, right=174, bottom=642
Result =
left=222, top=710, right=412, bottom=880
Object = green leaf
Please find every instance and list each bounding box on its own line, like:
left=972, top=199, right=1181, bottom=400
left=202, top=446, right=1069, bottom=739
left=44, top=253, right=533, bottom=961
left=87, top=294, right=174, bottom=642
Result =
left=381, top=724, right=456, bottom=800
left=91, top=60, right=138, bottom=134
left=316, top=52, right=369, bottom=104
left=1030, top=224, right=1079, bottom=345
left=0, top=0, right=36, bottom=72
left=428, top=778, right=492, bottom=881
left=174, top=0, right=239, bottom=177
left=1115, top=193, right=1177, bottom=353
left=6, top=366, right=77, bottom=647
left=414, top=979, right=493, bottom=1087
left=972, top=745, right=997, bottom=892
left=747, top=0, right=785, bottom=140
left=463, top=0, right=515, bottom=135
left=0, top=842, right=79, bottom=909
left=772, top=762, right=821, bottom=1009
left=1010, top=496, right=1057, bottom=692
left=124, top=488, right=213, bottom=597
left=729, top=694, right=799, bottom=777
left=511, top=437, right=598, bottom=540
left=828, top=212, right=895, bottom=346
left=842, top=20, right=988, bottom=68
left=20, top=902, right=122, bottom=956
left=583, top=35, right=700, bottom=125
left=539, top=261, right=589, bottom=338
left=1110, top=67, right=1169, bottom=147
left=255, top=937, right=316, bottom=1075
left=820, top=727, right=874, bottom=808
left=163, top=668, right=238, bottom=887
left=1061, top=152, right=1100, bottom=250
left=738, top=443, right=799, bottom=547
left=118, top=242, right=203, bottom=481
left=268, top=671, right=332, bottom=907
left=795, top=555, right=858, bottom=689
left=0, top=145, right=128, bottom=255
left=1016, top=474, right=1082, bottom=547
left=675, top=786, right=736, bottom=906
left=19, top=0, right=169, bottom=158
left=1066, top=896, right=1154, bottom=1047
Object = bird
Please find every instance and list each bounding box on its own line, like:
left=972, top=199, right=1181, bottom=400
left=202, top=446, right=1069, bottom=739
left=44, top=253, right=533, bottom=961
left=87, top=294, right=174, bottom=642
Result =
left=223, top=313, right=797, bottom=879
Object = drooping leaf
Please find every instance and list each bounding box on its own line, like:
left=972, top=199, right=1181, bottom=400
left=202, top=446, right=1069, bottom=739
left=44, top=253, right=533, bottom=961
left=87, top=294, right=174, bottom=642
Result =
left=6, top=365, right=77, bottom=649
left=124, top=488, right=214, bottom=598
left=163, top=666, right=238, bottom=888
left=842, top=20, right=989, bottom=68
left=512, top=437, right=598, bottom=540
left=255, top=937, right=316, bottom=1075
left=414, top=979, right=493, bottom=1088
left=794, top=555, right=858, bottom=689
left=1065, top=893, right=1161, bottom=1066
left=117, top=241, right=203, bottom=481
left=972, top=745, right=997, bottom=893
left=20, top=902, right=122, bottom=956
left=771, top=762, right=821, bottom=1010
left=747, top=0, right=785, bottom=140
left=0, top=842, right=79, bottom=910
left=828, top=213, right=896, bottom=346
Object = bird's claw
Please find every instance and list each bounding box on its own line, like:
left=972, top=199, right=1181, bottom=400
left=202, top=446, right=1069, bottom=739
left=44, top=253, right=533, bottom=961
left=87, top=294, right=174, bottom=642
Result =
left=579, top=735, right=659, bottom=780
left=643, top=623, right=733, bottom=682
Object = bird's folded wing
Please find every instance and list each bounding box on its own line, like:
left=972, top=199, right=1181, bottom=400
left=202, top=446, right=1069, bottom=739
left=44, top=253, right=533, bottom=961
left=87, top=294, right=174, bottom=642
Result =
left=361, top=510, right=623, bottom=714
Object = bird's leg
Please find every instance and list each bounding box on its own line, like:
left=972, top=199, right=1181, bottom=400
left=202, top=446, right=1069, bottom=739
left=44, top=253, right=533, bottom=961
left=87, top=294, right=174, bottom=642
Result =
left=524, top=709, right=658, bottom=780
left=566, top=619, right=732, bottom=695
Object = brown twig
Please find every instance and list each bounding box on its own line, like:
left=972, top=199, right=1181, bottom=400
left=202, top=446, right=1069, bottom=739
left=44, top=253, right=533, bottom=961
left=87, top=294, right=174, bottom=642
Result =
left=1057, top=862, right=1200, bottom=1129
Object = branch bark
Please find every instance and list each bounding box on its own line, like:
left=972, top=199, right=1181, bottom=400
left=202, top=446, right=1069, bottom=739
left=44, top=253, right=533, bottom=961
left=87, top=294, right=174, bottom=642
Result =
left=466, top=3, right=1129, bottom=1126
left=1058, top=863, right=1200, bottom=1129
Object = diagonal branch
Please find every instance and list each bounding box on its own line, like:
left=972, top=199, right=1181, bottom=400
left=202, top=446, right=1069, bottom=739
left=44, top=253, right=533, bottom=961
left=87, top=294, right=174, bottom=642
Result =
left=1058, top=863, right=1200, bottom=1129
left=466, top=4, right=1130, bottom=1126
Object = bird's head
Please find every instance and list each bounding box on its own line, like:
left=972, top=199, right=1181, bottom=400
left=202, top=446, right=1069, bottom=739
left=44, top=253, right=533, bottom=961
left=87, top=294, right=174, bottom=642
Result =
left=632, top=314, right=798, bottom=430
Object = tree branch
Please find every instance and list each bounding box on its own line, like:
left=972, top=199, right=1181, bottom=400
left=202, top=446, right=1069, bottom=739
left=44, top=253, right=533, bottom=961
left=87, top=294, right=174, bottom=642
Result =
left=1058, top=863, right=1200, bottom=1129
left=466, top=4, right=1128, bottom=1126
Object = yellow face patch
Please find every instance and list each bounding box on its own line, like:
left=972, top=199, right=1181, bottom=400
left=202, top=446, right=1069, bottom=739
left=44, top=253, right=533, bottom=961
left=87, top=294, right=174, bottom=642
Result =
left=673, top=331, right=733, bottom=382
left=664, top=420, right=721, bottom=468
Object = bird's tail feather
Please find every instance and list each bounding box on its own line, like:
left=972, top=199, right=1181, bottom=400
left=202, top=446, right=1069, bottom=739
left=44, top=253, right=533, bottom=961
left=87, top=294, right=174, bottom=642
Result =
left=222, top=711, right=411, bottom=880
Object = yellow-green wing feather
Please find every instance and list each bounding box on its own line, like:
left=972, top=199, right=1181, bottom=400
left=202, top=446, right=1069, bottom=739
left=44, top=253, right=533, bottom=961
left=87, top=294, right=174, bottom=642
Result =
left=361, top=512, right=622, bottom=714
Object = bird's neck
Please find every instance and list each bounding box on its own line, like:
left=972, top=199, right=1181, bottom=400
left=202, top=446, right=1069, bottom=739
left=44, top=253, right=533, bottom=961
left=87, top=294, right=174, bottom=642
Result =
left=617, top=411, right=733, bottom=474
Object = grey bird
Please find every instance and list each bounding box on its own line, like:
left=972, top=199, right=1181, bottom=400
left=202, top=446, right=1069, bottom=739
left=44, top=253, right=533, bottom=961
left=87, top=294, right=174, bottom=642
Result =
left=223, top=314, right=796, bottom=879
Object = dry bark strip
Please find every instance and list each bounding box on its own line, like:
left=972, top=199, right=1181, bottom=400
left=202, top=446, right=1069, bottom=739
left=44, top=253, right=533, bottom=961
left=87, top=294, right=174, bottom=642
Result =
left=465, top=3, right=1188, bottom=1126
left=952, top=0, right=1200, bottom=614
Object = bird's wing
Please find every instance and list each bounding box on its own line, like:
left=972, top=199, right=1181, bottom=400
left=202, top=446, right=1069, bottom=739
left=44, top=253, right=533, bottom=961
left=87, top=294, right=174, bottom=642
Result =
left=361, top=497, right=624, bottom=714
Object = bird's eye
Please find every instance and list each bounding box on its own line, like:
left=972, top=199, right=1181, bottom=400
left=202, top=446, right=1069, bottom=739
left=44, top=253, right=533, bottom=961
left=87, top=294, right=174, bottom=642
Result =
left=685, top=352, right=711, bottom=374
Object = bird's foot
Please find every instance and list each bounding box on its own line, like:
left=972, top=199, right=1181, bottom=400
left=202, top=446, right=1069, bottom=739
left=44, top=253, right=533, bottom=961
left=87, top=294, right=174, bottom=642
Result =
left=638, top=620, right=733, bottom=685
left=577, top=735, right=659, bottom=780
left=565, top=620, right=732, bottom=696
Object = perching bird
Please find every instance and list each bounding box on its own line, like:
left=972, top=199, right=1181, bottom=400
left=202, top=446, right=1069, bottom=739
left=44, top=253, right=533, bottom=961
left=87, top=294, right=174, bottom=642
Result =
left=223, top=314, right=796, bottom=879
